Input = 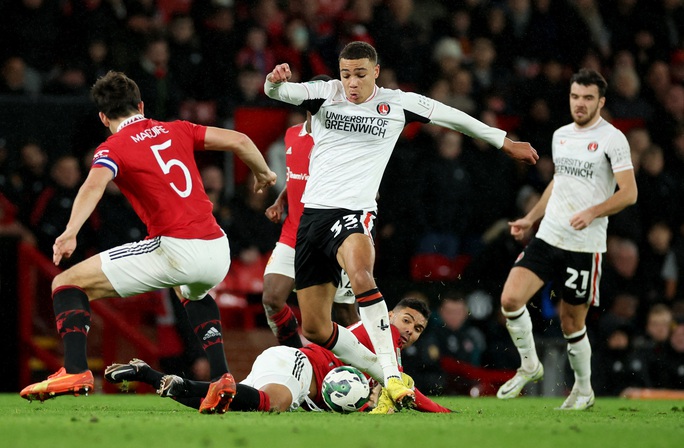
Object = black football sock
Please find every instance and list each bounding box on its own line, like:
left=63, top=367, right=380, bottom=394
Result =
left=230, top=384, right=263, bottom=411
left=183, top=378, right=210, bottom=397
left=53, top=286, right=91, bottom=373
left=138, top=365, right=165, bottom=390
left=183, top=294, right=229, bottom=379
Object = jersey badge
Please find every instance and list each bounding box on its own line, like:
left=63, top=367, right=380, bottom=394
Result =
left=93, top=148, right=110, bottom=160
left=587, top=141, right=599, bottom=152
left=376, top=102, right=390, bottom=116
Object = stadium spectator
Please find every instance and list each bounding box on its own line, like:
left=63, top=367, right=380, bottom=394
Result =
left=429, top=292, right=487, bottom=395
left=414, top=130, right=473, bottom=258
left=274, top=18, right=332, bottom=82
left=606, top=65, right=654, bottom=121
left=370, top=0, right=429, bottom=89
left=236, top=26, right=276, bottom=79
left=461, top=109, right=520, bottom=251
left=636, top=144, right=681, bottom=232
left=592, top=320, right=649, bottom=396
left=0, top=56, right=42, bottom=96
left=200, top=164, right=232, bottom=232
left=228, top=173, right=280, bottom=261
left=647, top=320, right=684, bottom=389
left=29, top=155, right=95, bottom=267
left=197, top=5, right=239, bottom=109
left=127, top=35, right=182, bottom=120
left=639, top=221, right=678, bottom=304
left=0, top=0, right=62, bottom=74
left=167, top=13, right=205, bottom=100
left=13, top=140, right=50, bottom=224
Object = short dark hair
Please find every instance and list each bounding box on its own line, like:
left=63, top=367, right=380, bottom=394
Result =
left=91, top=71, right=142, bottom=119
left=394, top=297, right=430, bottom=321
left=570, top=68, right=608, bottom=98
left=339, top=41, right=378, bottom=64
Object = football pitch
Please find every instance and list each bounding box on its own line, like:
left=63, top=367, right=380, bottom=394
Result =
left=1, top=394, right=681, bottom=448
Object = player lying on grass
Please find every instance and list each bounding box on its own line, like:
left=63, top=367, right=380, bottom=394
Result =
left=105, top=298, right=451, bottom=413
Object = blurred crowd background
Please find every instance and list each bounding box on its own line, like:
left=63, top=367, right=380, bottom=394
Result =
left=1, top=0, right=683, bottom=396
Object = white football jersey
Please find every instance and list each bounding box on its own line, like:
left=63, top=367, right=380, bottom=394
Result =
left=265, top=79, right=505, bottom=211
left=537, top=117, right=633, bottom=253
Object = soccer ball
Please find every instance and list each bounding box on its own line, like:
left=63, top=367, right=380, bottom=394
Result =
left=321, top=366, right=370, bottom=413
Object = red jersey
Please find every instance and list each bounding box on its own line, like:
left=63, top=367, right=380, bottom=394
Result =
left=92, top=116, right=223, bottom=240
left=279, top=123, right=312, bottom=247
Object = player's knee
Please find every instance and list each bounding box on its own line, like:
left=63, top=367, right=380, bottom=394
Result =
left=261, top=385, right=292, bottom=412
left=51, top=270, right=73, bottom=291
left=262, top=290, right=286, bottom=314
left=300, top=324, right=325, bottom=344
left=500, top=294, right=521, bottom=312
left=346, top=269, right=374, bottom=292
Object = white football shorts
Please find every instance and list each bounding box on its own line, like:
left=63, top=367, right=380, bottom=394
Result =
left=240, top=345, right=313, bottom=411
left=264, top=242, right=355, bottom=304
left=100, top=235, right=231, bottom=300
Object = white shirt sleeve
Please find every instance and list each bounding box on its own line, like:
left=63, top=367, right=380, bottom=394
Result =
left=264, top=79, right=336, bottom=106
left=264, top=79, right=309, bottom=105
left=606, top=129, right=633, bottom=173
left=400, top=91, right=506, bottom=149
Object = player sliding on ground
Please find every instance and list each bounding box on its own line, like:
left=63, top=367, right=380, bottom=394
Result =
left=105, top=298, right=450, bottom=414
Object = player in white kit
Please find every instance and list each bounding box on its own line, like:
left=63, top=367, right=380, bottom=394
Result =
left=264, top=41, right=539, bottom=411
left=496, top=68, right=638, bottom=410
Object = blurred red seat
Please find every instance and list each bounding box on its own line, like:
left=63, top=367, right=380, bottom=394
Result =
left=410, top=254, right=471, bottom=282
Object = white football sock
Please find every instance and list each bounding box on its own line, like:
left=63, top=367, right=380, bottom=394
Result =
left=503, top=306, right=540, bottom=372
left=330, top=324, right=384, bottom=383
left=565, top=327, right=592, bottom=395
left=358, top=300, right=401, bottom=384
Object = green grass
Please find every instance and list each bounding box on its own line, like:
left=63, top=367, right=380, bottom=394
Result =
left=1, top=393, right=682, bottom=448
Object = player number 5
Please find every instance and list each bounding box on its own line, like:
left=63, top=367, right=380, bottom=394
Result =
left=151, top=139, right=192, bottom=198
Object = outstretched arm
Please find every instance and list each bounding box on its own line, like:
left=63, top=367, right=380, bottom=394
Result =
left=264, top=63, right=316, bottom=106
left=53, top=167, right=112, bottom=265
left=204, top=127, right=277, bottom=193
left=405, top=93, right=539, bottom=165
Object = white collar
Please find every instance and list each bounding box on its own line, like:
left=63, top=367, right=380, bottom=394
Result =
left=117, top=114, right=145, bottom=132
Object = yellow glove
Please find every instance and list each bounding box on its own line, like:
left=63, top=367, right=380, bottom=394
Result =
left=401, top=372, right=415, bottom=390
left=368, top=388, right=397, bottom=415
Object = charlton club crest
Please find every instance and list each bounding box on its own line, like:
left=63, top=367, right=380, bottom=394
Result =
left=377, top=102, right=390, bottom=115
left=587, top=141, right=599, bottom=152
